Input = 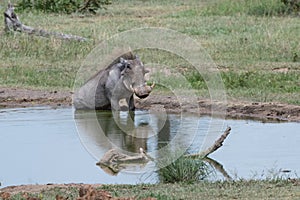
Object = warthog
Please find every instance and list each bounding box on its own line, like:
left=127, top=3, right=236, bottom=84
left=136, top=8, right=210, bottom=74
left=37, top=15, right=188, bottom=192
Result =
left=73, top=53, right=154, bottom=110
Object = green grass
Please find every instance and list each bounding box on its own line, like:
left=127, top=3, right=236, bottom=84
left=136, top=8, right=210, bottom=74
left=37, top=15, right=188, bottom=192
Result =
left=222, top=71, right=300, bottom=104
left=0, top=0, right=299, bottom=104
left=6, top=179, right=300, bottom=200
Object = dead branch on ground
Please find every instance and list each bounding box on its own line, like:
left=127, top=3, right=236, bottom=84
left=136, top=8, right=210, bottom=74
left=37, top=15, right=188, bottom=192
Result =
left=4, top=3, right=88, bottom=41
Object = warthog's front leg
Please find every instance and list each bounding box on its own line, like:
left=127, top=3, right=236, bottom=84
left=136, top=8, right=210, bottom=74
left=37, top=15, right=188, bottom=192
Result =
left=127, top=95, right=135, bottom=111
left=110, top=97, right=121, bottom=111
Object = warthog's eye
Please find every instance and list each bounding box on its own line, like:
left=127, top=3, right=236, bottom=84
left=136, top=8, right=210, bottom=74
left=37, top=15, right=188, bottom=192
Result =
left=126, top=63, right=131, bottom=69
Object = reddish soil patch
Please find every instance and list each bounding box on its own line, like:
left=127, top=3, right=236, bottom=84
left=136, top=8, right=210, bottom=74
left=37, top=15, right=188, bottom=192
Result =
left=0, top=87, right=300, bottom=122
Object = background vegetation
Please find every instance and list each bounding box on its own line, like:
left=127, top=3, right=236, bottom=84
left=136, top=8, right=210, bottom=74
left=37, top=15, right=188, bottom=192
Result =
left=0, top=0, right=299, bottom=105
left=16, top=0, right=111, bottom=14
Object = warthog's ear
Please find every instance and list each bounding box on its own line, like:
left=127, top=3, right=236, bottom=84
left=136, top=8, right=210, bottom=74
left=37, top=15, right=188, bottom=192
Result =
left=119, top=57, right=130, bottom=69
left=118, top=57, right=127, bottom=72
left=135, top=55, right=145, bottom=66
left=120, top=57, right=126, bottom=64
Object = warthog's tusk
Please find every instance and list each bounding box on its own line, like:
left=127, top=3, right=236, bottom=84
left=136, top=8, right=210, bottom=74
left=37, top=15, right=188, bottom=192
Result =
left=139, top=147, right=144, bottom=154
left=150, top=82, right=155, bottom=89
left=129, top=84, right=135, bottom=93
left=123, top=80, right=135, bottom=92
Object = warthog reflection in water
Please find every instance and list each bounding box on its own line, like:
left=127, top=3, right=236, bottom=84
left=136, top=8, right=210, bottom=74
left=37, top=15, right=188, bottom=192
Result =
left=74, top=110, right=173, bottom=175
left=75, top=110, right=232, bottom=178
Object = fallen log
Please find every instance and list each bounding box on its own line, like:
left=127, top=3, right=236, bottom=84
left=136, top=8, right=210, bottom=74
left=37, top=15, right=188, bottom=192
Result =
left=4, top=3, right=88, bottom=41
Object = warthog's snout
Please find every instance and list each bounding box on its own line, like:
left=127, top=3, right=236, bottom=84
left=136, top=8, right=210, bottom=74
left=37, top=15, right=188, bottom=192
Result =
left=134, top=83, right=155, bottom=99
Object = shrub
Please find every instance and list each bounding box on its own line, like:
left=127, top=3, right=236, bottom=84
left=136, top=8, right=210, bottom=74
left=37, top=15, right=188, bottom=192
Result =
left=201, top=0, right=299, bottom=16
left=246, top=0, right=287, bottom=16
left=281, top=0, right=300, bottom=14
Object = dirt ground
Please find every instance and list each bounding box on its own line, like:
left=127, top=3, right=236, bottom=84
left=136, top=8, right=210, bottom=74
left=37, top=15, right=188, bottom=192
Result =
left=0, top=87, right=300, bottom=122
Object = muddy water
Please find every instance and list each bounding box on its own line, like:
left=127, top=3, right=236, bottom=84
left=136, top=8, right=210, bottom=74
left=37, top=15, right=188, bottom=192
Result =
left=0, top=107, right=299, bottom=187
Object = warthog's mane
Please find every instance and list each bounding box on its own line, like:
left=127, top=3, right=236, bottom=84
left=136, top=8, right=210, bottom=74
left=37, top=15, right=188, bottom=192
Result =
left=84, top=52, right=136, bottom=83
left=105, top=51, right=136, bottom=70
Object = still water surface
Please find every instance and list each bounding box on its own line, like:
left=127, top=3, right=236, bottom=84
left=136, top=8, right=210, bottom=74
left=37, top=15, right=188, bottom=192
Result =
left=0, top=107, right=299, bottom=187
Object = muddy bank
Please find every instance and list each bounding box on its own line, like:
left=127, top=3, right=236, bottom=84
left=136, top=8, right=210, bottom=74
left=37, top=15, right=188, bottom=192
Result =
left=138, top=95, right=300, bottom=122
left=0, top=87, right=299, bottom=122
left=0, top=87, right=73, bottom=108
